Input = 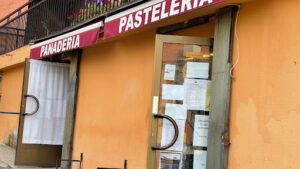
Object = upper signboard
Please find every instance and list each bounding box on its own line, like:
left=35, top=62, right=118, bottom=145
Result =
left=30, top=21, right=103, bottom=59
left=104, top=0, right=226, bottom=39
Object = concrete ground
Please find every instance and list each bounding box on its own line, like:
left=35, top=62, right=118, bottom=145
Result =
left=0, top=144, right=56, bottom=169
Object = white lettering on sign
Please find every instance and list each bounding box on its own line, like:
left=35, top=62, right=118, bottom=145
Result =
left=119, top=17, right=127, bottom=33
left=135, top=11, right=143, bottom=27
left=170, top=0, right=180, bottom=16
left=152, top=3, right=161, bottom=22
left=161, top=1, right=169, bottom=19
left=143, top=6, right=152, bottom=25
left=117, top=0, right=215, bottom=34
left=181, top=0, right=192, bottom=12
left=125, top=14, right=134, bottom=31
left=199, top=0, right=213, bottom=6
left=40, top=35, right=80, bottom=57
left=30, top=20, right=103, bottom=59
left=74, top=35, right=80, bottom=48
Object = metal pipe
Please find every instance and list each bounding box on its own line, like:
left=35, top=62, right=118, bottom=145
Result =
left=0, top=111, right=20, bottom=115
left=0, top=94, right=39, bottom=116
left=56, top=153, right=83, bottom=169
left=124, top=160, right=127, bottom=169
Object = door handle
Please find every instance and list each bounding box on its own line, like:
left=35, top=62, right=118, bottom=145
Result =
left=151, top=114, right=179, bottom=150
left=0, top=94, right=39, bottom=116
left=23, top=94, right=40, bottom=116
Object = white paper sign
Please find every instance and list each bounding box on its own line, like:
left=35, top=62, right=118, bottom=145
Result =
left=193, top=150, right=207, bottom=169
left=205, top=80, right=211, bottom=111
left=160, top=151, right=181, bottom=160
left=162, top=84, right=184, bottom=101
left=165, top=104, right=187, bottom=120
left=161, top=120, right=185, bottom=151
left=160, top=152, right=182, bottom=169
left=193, top=115, right=209, bottom=147
left=186, top=62, right=209, bottom=79
left=184, top=79, right=208, bottom=110
left=164, top=64, right=176, bottom=81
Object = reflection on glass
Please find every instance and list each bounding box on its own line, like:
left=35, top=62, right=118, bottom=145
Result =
left=157, top=43, right=213, bottom=169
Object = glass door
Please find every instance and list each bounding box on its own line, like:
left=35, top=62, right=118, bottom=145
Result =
left=148, top=34, right=213, bottom=169
left=15, top=59, right=70, bottom=167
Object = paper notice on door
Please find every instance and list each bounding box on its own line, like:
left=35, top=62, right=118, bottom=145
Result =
left=193, top=150, right=207, bottom=169
left=193, top=115, right=209, bottom=147
left=160, top=152, right=182, bottom=169
left=184, top=79, right=209, bottom=110
left=162, top=84, right=184, bottom=101
left=165, top=103, right=187, bottom=120
left=186, top=62, right=209, bottom=79
left=205, top=81, right=211, bottom=111
left=164, top=64, right=176, bottom=81
left=161, top=120, right=185, bottom=151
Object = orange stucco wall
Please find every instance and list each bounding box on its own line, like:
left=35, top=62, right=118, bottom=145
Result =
left=0, top=45, right=29, bottom=143
left=73, top=30, right=156, bottom=169
left=0, top=64, right=24, bottom=142
left=229, top=0, right=300, bottom=168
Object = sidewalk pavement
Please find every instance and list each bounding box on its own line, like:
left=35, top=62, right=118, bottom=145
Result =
left=0, top=144, right=56, bottom=169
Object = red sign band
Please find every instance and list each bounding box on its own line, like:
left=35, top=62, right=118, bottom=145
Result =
left=30, top=21, right=103, bottom=59
left=104, top=0, right=226, bottom=39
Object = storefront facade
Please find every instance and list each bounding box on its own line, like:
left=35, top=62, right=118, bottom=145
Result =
left=1, top=0, right=300, bottom=169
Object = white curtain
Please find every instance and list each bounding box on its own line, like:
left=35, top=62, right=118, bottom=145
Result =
left=22, top=59, right=70, bottom=145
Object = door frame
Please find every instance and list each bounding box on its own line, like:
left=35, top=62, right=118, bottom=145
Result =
left=61, top=50, right=81, bottom=169
left=146, top=6, right=236, bottom=169
left=206, top=6, right=235, bottom=169
left=146, top=34, right=213, bottom=169
left=15, top=50, right=81, bottom=168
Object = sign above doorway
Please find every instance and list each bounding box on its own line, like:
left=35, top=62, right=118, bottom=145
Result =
left=30, top=21, right=103, bottom=59
left=103, top=0, right=226, bottom=39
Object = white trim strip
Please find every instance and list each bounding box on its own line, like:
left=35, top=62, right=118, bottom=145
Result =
left=31, top=21, right=104, bottom=49
left=105, top=0, right=165, bottom=22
